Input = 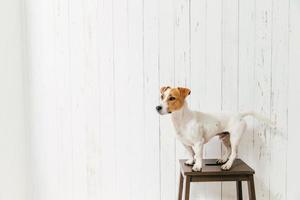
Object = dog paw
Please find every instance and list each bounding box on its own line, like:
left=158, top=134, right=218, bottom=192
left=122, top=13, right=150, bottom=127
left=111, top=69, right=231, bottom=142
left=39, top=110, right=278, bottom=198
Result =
left=216, top=158, right=228, bottom=164
left=192, top=163, right=202, bottom=172
left=185, top=159, right=195, bottom=166
left=221, top=162, right=232, bottom=170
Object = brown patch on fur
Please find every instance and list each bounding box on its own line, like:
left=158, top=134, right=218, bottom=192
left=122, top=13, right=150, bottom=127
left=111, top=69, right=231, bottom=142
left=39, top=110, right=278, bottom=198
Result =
left=160, top=86, right=171, bottom=94
left=161, top=87, right=191, bottom=112
left=178, top=87, right=191, bottom=98
left=217, top=132, right=230, bottom=143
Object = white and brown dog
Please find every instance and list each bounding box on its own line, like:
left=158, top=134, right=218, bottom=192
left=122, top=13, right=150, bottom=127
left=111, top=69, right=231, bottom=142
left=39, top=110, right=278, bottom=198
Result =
left=156, top=86, right=272, bottom=171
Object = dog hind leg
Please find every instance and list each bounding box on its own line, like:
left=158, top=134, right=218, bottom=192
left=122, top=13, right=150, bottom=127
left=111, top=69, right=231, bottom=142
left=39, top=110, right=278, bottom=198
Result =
left=221, top=121, right=246, bottom=170
left=217, top=134, right=231, bottom=164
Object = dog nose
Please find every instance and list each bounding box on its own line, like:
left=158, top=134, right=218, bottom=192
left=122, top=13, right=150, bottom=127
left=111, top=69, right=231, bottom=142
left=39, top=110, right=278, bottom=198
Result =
left=156, top=106, right=162, bottom=111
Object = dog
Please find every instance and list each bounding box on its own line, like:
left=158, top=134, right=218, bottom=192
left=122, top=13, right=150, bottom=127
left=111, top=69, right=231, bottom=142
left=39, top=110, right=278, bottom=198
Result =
left=156, top=86, right=272, bottom=171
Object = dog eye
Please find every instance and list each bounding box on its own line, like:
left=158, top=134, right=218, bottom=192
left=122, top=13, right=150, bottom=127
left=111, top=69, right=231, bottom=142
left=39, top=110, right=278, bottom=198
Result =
left=169, top=97, right=176, bottom=101
left=161, top=95, right=164, bottom=100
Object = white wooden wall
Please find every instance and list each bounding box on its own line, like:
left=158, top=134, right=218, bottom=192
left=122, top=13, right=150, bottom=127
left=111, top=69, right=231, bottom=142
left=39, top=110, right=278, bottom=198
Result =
left=0, top=0, right=29, bottom=200
left=23, top=0, right=300, bottom=199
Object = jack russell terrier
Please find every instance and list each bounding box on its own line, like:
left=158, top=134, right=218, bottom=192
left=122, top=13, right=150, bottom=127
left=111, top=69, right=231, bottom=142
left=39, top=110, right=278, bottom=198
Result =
left=156, top=86, right=272, bottom=171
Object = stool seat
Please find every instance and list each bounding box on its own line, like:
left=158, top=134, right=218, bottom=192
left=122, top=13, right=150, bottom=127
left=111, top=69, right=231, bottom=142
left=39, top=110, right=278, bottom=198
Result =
left=178, top=159, right=256, bottom=200
left=180, top=159, right=255, bottom=176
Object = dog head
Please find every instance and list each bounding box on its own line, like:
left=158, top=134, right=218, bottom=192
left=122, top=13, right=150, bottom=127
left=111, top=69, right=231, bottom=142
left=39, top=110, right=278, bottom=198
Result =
left=156, top=86, right=191, bottom=115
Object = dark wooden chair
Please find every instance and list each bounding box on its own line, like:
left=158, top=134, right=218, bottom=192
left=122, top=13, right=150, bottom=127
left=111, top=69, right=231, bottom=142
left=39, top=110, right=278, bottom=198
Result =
left=178, top=159, right=256, bottom=200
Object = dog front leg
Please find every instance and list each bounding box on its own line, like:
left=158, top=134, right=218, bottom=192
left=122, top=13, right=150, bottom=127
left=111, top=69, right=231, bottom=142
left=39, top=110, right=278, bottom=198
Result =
left=183, top=145, right=195, bottom=165
left=192, top=139, right=204, bottom=171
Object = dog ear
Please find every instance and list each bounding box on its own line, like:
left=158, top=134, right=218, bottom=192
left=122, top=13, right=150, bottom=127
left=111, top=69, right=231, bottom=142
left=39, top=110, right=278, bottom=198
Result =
left=160, top=86, right=171, bottom=94
left=178, top=87, right=191, bottom=98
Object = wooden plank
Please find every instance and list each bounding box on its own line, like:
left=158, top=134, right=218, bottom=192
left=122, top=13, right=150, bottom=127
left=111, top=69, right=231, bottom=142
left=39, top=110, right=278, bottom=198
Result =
left=80, top=1, right=102, bottom=200
left=221, top=0, right=239, bottom=198
left=112, top=0, right=131, bottom=199
left=180, top=159, right=254, bottom=176
left=221, top=0, right=239, bottom=111
left=174, top=0, right=191, bottom=198
left=0, top=0, right=31, bottom=199
left=253, top=0, right=273, bottom=198
left=69, top=0, right=90, bottom=198
left=203, top=0, right=222, bottom=198
left=143, top=0, right=160, bottom=199
left=52, top=0, right=73, bottom=199
left=190, top=0, right=206, bottom=110
left=127, top=0, right=144, bottom=198
left=269, top=0, right=289, bottom=199
left=190, top=0, right=207, bottom=198
left=191, top=176, right=250, bottom=182
left=287, top=0, right=300, bottom=199
left=237, top=0, right=256, bottom=198
left=158, top=0, right=176, bottom=198
left=98, top=0, right=117, bottom=199
left=28, top=1, right=60, bottom=199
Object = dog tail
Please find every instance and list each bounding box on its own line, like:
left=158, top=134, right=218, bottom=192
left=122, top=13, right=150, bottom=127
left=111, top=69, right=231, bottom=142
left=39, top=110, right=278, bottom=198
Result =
left=240, top=111, right=275, bottom=128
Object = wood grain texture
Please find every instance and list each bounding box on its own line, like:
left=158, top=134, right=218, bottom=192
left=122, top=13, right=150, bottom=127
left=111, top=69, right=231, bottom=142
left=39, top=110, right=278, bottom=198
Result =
left=174, top=0, right=191, bottom=198
left=253, top=0, right=273, bottom=198
left=99, top=0, right=116, bottom=199
left=190, top=0, right=207, bottom=198
left=158, top=0, right=176, bottom=199
left=221, top=0, right=239, bottom=198
left=287, top=0, right=300, bottom=199
left=23, top=0, right=297, bottom=199
left=143, top=0, right=160, bottom=199
left=237, top=0, right=257, bottom=198
left=269, top=0, right=289, bottom=199
left=203, top=0, right=223, bottom=198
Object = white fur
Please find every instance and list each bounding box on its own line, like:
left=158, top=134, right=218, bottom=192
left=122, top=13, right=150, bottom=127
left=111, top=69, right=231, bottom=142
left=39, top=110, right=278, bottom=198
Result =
left=165, top=101, right=271, bottom=171
left=159, top=89, right=171, bottom=115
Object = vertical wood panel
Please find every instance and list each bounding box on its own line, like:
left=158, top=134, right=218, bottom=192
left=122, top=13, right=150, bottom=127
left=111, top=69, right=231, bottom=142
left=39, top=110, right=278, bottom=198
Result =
left=99, top=0, right=117, bottom=199
left=158, top=0, right=176, bottom=198
left=287, top=0, right=300, bottom=199
left=238, top=0, right=256, bottom=198
left=53, top=0, right=73, bottom=199
left=113, top=0, right=131, bottom=198
left=221, top=0, right=239, bottom=198
left=127, top=0, right=144, bottom=199
left=204, top=0, right=222, bottom=198
left=143, top=0, right=160, bottom=199
left=81, top=1, right=101, bottom=199
left=253, top=0, right=273, bottom=198
left=269, top=0, right=289, bottom=198
left=0, top=0, right=30, bottom=199
left=190, top=0, right=207, bottom=198
left=28, top=1, right=58, bottom=199
left=221, top=0, right=239, bottom=111
left=69, top=0, right=90, bottom=198
left=174, top=0, right=191, bottom=198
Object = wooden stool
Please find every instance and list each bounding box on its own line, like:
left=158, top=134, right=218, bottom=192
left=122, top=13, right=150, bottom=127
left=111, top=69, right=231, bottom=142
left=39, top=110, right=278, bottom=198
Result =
left=178, top=159, right=256, bottom=200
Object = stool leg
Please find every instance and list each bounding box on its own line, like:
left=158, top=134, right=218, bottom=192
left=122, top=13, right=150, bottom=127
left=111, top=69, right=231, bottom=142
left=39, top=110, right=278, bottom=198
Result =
left=247, top=175, right=256, bottom=200
left=236, top=181, right=243, bottom=200
left=178, top=172, right=184, bottom=200
left=184, top=176, right=191, bottom=200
